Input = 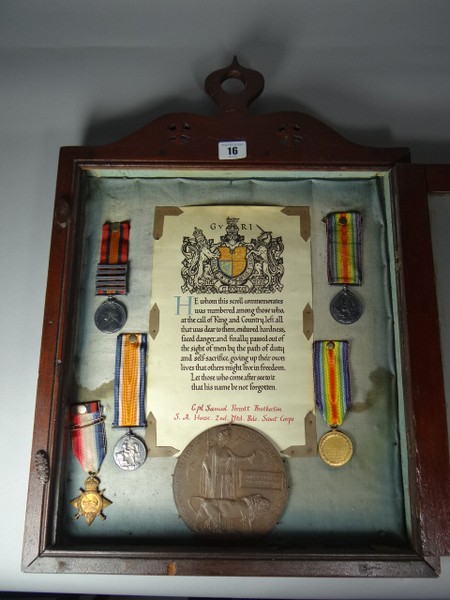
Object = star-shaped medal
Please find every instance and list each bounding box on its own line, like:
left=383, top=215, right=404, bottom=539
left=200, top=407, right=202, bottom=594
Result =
left=70, top=475, right=112, bottom=525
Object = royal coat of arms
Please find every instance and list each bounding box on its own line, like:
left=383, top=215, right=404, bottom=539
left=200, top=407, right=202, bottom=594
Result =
left=181, top=217, right=284, bottom=293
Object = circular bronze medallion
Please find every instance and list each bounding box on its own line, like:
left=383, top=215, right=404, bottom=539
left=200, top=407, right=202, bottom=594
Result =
left=173, top=424, right=288, bottom=537
left=318, top=430, right=353, bottom=467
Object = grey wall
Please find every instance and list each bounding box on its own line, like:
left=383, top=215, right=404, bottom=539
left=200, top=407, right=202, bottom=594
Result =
left=1, top=1, right=449, bottom=598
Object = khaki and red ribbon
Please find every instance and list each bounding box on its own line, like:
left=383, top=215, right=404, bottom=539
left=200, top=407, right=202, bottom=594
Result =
left=313, top=340, right=351, bottom=428
left=96, top=221, right=130, bottom=295
left=70, top=401, right=106, bottom=474
left=113, top=333, right=147, bottom=428
left=325, top=212, right=362, bottom=286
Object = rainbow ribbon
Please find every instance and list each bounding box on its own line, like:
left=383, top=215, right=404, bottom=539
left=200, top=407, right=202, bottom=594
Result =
left=113, top=333, right=147, bottom=428
left=326, top=212, right=362, bottom=286
left=70, top=402, right=106, bottom=474
left=313, top=341, right=351, bottom=428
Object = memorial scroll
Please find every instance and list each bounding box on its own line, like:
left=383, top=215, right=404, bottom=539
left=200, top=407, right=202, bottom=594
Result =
left=147, top=205, right=314, bottom=453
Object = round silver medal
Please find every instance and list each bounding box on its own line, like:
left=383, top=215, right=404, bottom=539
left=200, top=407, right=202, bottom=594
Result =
left=94, top=297, right=127, bottom=333
left=330, top=288, right=363, bottom=324
left=113, top=432, right=147, bottom=471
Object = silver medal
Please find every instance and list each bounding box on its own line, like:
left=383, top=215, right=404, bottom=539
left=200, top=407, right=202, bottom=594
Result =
left=113, top=431, right=147, bottom=471
left=94, top=297, right=127, bottom=333
left=330, top=287, right=363, bottom=324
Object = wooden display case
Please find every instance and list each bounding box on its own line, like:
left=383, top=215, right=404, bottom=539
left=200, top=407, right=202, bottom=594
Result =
left=22, top=58, right=450, bottom=577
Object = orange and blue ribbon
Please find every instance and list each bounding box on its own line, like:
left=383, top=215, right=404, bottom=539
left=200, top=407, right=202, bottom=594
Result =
left=70, top=401, right=106, bottom=474
left=326, top=212, right=362, bottom=286
left=113, top=333, right=147, bottom=428
left=313, top=341, right=351, bottom=428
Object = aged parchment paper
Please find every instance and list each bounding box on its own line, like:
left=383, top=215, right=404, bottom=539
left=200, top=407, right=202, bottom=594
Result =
left=147, top=205, right=314, bottom=453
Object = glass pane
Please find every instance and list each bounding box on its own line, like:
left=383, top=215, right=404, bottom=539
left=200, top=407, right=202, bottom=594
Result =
left=428, top=194, right=450, bottom=453
left=59, top=170, right=409, bottom=550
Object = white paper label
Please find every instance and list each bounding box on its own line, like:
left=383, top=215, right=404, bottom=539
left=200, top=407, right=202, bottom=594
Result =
left=218, top=141, right=247, bottom=160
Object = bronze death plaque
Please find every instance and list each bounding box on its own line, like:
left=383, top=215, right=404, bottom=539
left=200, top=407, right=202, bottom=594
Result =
left=173, top=424, right=288, bottom=537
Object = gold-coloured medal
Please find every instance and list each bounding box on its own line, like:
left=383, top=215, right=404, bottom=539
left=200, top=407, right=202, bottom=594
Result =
left=318, top=430, right=353, bottom=467
left=70, top=475, right=112, bottom=525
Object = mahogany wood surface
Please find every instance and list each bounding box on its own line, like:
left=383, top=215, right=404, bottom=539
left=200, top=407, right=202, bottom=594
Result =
left=22, top=58, right=449, bottom=577
left=394, top=165, right=450, bottom=561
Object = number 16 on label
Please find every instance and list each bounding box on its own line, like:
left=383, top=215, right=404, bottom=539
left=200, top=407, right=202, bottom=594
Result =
left=218, top=141, right=247, bottom=160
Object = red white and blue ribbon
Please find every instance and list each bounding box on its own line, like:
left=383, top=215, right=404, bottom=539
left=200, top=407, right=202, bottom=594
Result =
left=313, top=340, right=351, bottom=428
left=70, top=401, right=106, bottom=474
left=113, top=333, right=147, bottom=428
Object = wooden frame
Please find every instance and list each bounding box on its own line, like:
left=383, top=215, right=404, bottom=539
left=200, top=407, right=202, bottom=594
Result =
left=22, top=58, right=450, bottom=577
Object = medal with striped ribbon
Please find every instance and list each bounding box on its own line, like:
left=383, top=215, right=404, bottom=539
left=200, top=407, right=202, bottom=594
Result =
left=96, top=220, right=130, bottom=295
left=325, top=211, right=363, bottom=324
left=69, top=401, right=112, bottom=524
left=313, top=340, right=353, bottom=466
left=113, top=333, right=148, bottom=471
left=94, top=221, right=129, bottom=334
